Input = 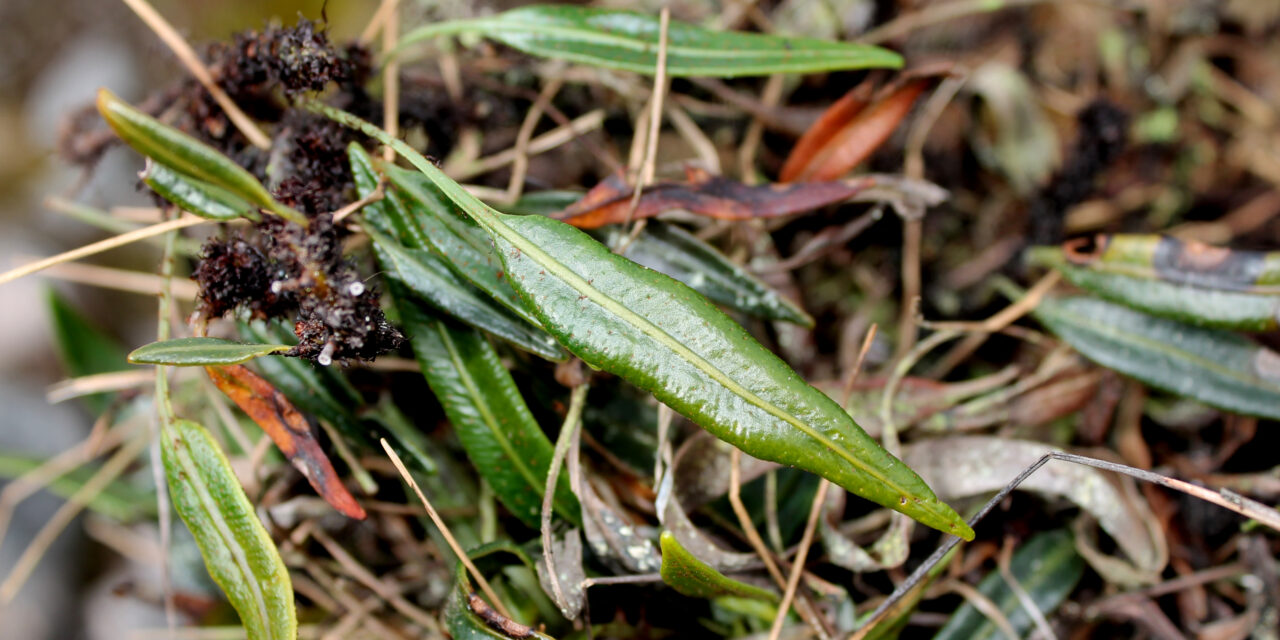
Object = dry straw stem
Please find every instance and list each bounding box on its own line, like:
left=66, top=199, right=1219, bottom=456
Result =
left=380, top=0, right=401, bottom=163
left=310, top=527, right=442, bottom=633
left=451, top=109, right=607, bottom=181
left=0, top=215, right=206, bottom=286
left=728, top=449, right=831, bottom=638
left=856, top=451, right=1280, bottom=634
left=621, top=7, right=672, bottom=237
left=45, top=370, right=156, bottom=404
left=503, top=75, right=567, bottom=204
left=768, top=479, right=831, bottom=640
left=119, top=0, right=271, bottom=149
left=0, top=434, right=150, bottom=603
left=927, top=269, right=1062, bottom=378
left=380, top=438, right=511, bottom=619
left=33, top=261, right=200, bottom=300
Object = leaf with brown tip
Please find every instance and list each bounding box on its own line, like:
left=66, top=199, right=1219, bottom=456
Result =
left=552, top=168, right=870, bottom=229
left=206, top=364, right=366, bottom=520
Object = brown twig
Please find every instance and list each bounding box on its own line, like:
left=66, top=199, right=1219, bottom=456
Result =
left=380, top=438, right=509, bottom=619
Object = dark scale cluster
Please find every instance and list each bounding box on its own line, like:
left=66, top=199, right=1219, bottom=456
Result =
left=170, top=18, right=403, bottom=364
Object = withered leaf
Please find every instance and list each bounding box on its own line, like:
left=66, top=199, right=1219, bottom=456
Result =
left=781, top=79, right=930, bottom=183
left=551, top=167, right=871, bottom=229
left=206, top=364, right=366, bottom=520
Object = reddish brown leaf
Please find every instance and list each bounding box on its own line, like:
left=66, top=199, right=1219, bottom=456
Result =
left=205, top=364, right=366, bottom=519
left=552, top=167, right=871, bottom=229
left=781, top=79, right=930, bottom=183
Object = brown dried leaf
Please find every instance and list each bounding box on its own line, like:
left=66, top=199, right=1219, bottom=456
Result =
left=551, top=167, right=871, bottom=229
left=205, top=364, right=366, bottom=520
left=780, top=79, right=930, bottom=183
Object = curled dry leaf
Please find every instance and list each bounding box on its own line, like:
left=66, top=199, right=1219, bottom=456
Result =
left=780, top=79, right=930, bottom=183
left=206, top=364, right=366, bottom=519
left=551, top=167, right=871, bottom=229
left=534, top=528, right=587, bottom=620
left=903, top=436, right=1167, bottom=581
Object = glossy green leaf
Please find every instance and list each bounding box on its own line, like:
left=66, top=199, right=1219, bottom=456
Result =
left=0, top=451, right=154, bottom=521
left=393, top=286, right=580, bottom=527
left=46, top=289, right=130, bottom=413
left=659, top=532, right=778, bottom=602
left=143, top=161, right=260, bottom=222
left=1029, top=246, right=1280, bottom=331
left=311, top=103, right=972, bottom=540
left=367, top=226, right=567, bottom=361
left=95, top=88, right=305, bottom=225
left=128, top=338, right=291, bottom=366
left=935, top=530, right=1083, bottom=640
left=601, top=221, right=813, bottom=326
left=350, top=146, right=544, bottom=330
left=161, top=419, right=296, bottom=640
left=400, top=5, right=903, bottom=77
left=1034, top=296, right=1280, bottom=421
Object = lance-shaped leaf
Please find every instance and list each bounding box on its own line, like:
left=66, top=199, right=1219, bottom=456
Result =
left=128, top=337, right=290, bottom=366
left=311, top=103, right=972, bottom=540
left=349, top=146, right=542, bottom=329
left=367, top=226, right=566, bottom=361
left=143, top=161, right=260, bottom=222
left=47, top=289, right=130, bottom=413
left=601, top=221, right=812, bottom=326
left=552, top=168, right=870, bottom=229
left=161, top=418, right=296, bottom=640
left=659, top=532, right=778, bottom=602
left=206, top=364, right=366, bottom=519
left=934, top=530, right=1084, bottom=640
left=1031, top=248, right=1280, bottom=331
left=393, top=287, right=580, bottom=527
left=399, top=4, right=902, bottom=77
left=95, top=89, right=305, bottom=225
left=1034, top=296, right=1280, bottom=421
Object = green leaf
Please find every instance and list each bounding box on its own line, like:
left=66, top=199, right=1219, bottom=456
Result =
left=310, top=103, right=972, bottom=540
left=659, top=532, right=778, bottom=602
left=128, top=338, right=291, bottom=366
left=393, top=286, right=580, bottom=527
left=1029, top=246, right=1280, bottom=331
left=161, top=419, right=296, bottom=640
left=935, top=530, right=1084, bottom=640
left=367, top=226, right=567, bottom=361
left=46, top=289, right=130, bottom=413
left=0, top=451, right=155, bottom=521
left=1034, top=296, right=1280, bottom=421
left=600, top=221, right=813, bottom=326
left=95, top=89, right=305, bottom=225
left=350, top=146, right=543, bottom=329
left=143, top=161, right=260, bottom=222
left=400, top=5, right=903, bottom=77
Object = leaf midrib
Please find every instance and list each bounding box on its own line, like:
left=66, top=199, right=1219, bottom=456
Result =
left=172, top=428, right=279, bottom=639
left=1043, top=301, right=1271, bottom=391
left=433, top=320, right=549, bottom=517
